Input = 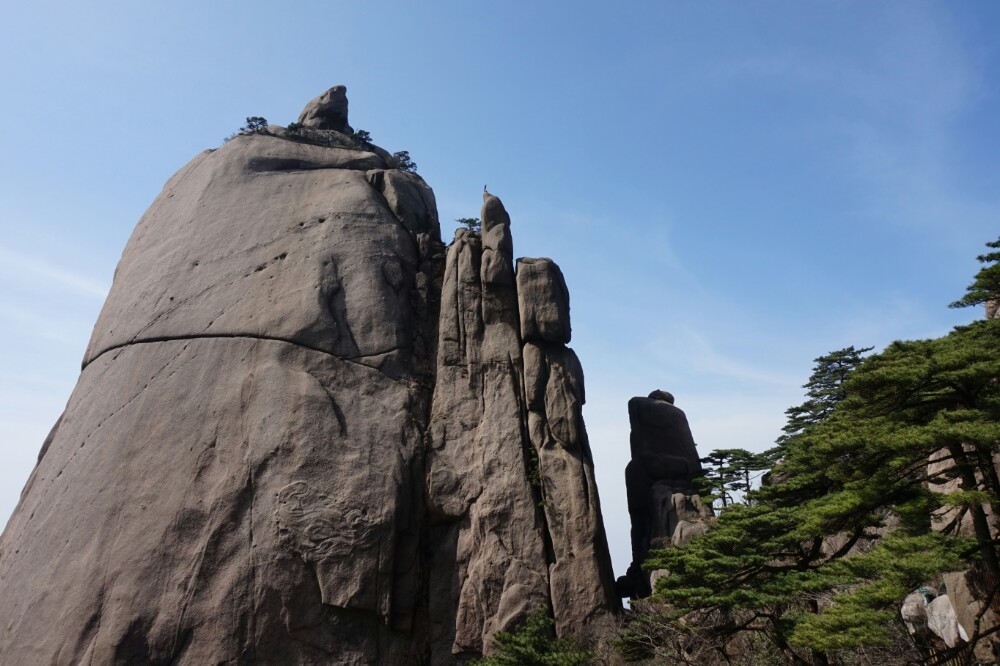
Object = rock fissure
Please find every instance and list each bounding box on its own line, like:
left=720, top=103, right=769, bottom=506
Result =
left=85, top=333, right=411, bottom=382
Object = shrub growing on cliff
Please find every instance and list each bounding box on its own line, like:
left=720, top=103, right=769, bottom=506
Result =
left=473, top=609, right=592, bottom=666
left=240, top=116, right=268, bottom=134
left=456, top=217, right=482, bottom=233
left=389, top=150, right=417, bottom=173
left=223, top=116, right=270, bottom=143
left=350, top=128, right=372, bottom=145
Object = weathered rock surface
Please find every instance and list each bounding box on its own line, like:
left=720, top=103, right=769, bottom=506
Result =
left=517, top=258, right=571, bottom=344
left=0, top=88, right=619, bottom=664
left=519, top=261, right=617, bottom=636
left=618, top=391, right=712, bottom=599
left=2, top=338, right=426, bottom=664
left=425, top=194, right=548, bottom=662
left=297, top=85, right=352, bottom=133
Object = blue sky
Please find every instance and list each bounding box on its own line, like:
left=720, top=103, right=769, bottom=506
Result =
left=1, top=1, right=998, bottom=580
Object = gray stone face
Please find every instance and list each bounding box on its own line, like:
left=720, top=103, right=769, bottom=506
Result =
left=0, top=89, right=619, bottom=665
left=2, top=338, right=425, bottom=664
left=517, top=258, right=571, bottom=344
left=297, top=85, right=352, bottom=133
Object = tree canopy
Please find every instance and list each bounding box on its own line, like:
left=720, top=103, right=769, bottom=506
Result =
left=472, top=609, right=592, bottom=666
left=950, top=236, right=1000, bottom=312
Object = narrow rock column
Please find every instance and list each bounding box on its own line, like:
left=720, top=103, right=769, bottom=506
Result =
left=618, top=391, right=713, bottom=599
left=517, top=257, right=620, bottom=635
left=425, top=194, right=549, bottom=662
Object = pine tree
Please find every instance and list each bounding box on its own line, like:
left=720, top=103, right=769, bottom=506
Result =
left=699, top=448, right=773, bottom=509
left=617, top=241, right=1000, bottom=663
left=949, top=236, right=1000, bottom=311
left=472, top=609, right=592, bottom=666
left=777, top=346, right=873, bottom=449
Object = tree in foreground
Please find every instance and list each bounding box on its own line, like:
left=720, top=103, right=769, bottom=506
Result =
left=390, top=150, right=417, bottom=173
left=472, top=609, right=593, bottom=666
left=638, top=321, right=1000, bottom=663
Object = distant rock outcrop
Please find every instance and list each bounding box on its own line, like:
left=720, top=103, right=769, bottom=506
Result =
left=0, top=87, right=618, bottom=665
left=618, top=391, right=712, bottom=599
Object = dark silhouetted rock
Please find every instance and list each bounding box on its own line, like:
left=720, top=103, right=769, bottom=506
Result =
left=618, top=392, right=712, bottom=599
left=0, top=88, right=619, bottom=665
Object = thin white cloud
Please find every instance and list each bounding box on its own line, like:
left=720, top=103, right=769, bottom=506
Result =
left=644, top=324, right=801, bottom=387
left=706, top=4, right=996, bottom=243
left=0, top=305, right=88, bottom=344
left=0, top=246, right=108, bottom=300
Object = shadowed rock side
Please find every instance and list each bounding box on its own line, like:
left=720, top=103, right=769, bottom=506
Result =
left=0, top=87, right=618, bottom=665
left=618, top=392, right=713, bottom=600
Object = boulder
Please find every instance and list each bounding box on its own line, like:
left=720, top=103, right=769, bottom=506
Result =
left=926, top=595, right=969, bottom=648
left=297, top=85, right=352, bottom=133
left=516, top=258, right=571, bottom=344
left=901, top=591, right=929, bottom=636
left=523, top=340, right=619, bottom=636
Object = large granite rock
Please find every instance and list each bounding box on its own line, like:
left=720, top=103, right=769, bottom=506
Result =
left=0, top=89, right=619, bottom=665
left=297, top=85, right=352, bottom=133
left=618, top=391, right=712, bottom=599
left=425, top=194, right=548, bottom=662
left=522, top=340, right=619, bottom=636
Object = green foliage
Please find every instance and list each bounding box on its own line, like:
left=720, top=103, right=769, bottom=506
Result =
left=526, top=444, right=545, bottom=507
left=223, top=116, right=270, bottom=143
left=641, top=305, right=1000, bottom=660
left=698, top=448, right=774, bottom=509
left=950, top=236, right=1000, bottom=310
left=472, top=609, right=592, bottom=666
left=787, top=532, right=971, bottom=653
left=776, top=345, right=873, bottom=450
left=389, top=150, right=417, bottom=173
left=456, top=217, right=482, bottom=233
left=350, top=128, right=372, bottom=144
left=240, top=116, right=268, bottom=134
left=286, top=121, right=303, bottom=134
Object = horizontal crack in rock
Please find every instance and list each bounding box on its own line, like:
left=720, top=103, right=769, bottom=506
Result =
left=85, top=333, right=412, bottom=381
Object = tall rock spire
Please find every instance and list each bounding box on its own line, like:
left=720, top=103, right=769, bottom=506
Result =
left=618, top=391, right=712, bottom=599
